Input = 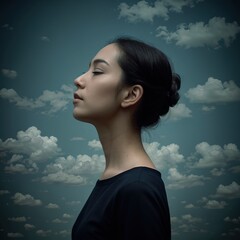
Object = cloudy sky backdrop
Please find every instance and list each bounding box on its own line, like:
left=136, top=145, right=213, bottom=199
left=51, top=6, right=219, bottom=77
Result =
left=1, top=0, right=240, bottom=239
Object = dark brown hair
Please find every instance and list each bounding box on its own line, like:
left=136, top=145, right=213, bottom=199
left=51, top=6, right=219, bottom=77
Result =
left=110, top=37, right=181, bottom=129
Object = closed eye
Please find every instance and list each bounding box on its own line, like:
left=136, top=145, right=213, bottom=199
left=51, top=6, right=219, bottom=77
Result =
left=92, top=70, right=103, bottom=75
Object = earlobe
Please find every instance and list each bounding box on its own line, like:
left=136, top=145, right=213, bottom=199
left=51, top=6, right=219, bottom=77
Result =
left=121, top=85, right=143, bottom=108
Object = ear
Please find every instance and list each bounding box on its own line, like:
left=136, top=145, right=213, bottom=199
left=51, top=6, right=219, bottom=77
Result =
left=121, top=85, right=143, bottom=108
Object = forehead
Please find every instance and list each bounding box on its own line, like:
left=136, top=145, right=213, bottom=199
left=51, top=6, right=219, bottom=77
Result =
left=92, top=43, right=120, bottom=66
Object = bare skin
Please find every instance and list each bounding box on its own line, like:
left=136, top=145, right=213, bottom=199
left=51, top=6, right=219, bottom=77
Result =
left=96, top=114, right=155, bottom=180
left=73, top=44, right=156, bottom=180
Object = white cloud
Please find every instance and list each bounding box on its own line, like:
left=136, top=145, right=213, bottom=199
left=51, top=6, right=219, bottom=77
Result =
left=185, top=77, right=240, bottom=103
left=181, top=214, right=202, bottom=223
left=52, top=213, right=71, bottom=224
left=7, top=154, right=24, bottom=164
left=0, top=190, right=10, bottom=195
left=202, top=105, right=216, bottom=112
left=2, top=23, right=14, bottom=30
left=88, top=140, right=102, bottom=150
left=221, top=228, right=240, bottom=238
left=7, top=232, right=24, bottom=238
left=8, top=217, right=27, bottom=222
left=185, top=203, right=195, bottom=209
left=63, top=213, right=71, bottom=219
left=12, top=192, right=42, bottom=206
left=171, top=214, right=203, bottom=234
left=38, top=86, right=73, bottom=114
left=57, top=230, right=69, bottom=236
left=42, top=153, right=105, bottom=184
left=0, top=88, right=44, bottom=109
left=144, top=142, right=184, bottom=170
left=52, top=218, right=65, bottom=223
left=41, top=171, right=87, bottom=184
left=156, top=17, right=240, bottom=48
left=224, top=216, right=240, bottom=224
left=199, top=197, right=227, bottom=209
left=230, top=165, right=240, bottom=173
left=24, top=224, right=36, bottom=230
left=47, top=154, right=104, bottom=175
left=1, top=69, right=17, bottom=79
left=171, top=216, right=178, bottom=224
left=190, top=142, right=240, bottom=169
left=46, top=203, right=59, bottom=209
left=41, top=36, right=50, bottom=42
left=70, top=137, right=85, bottom=141
left=36, top=229, right=51, bottom=237
left=118, top=0, right=201, bottom=22
left=167, top=168, right=207, bottom=189
left=210, top=168, right=225, bottom=177
left=164, top=103, right=192, bottom=121
left=4, top=163, right=37, bottom=174
left=0, top=84, right=73, bottom=114
left=66, top=200, right=81, bottom=205
left=1, top=126, right=61, bottom=174
left=119, top=1, right=168, bottom=22
left=204, top=199, right=227, bottom=209
left=214, top=181, right=240, bottom=199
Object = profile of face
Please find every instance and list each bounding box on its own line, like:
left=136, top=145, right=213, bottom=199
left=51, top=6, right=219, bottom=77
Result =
left=73, top=38, right=180, bottom=129
left=73, top=44, right=127, bottom=126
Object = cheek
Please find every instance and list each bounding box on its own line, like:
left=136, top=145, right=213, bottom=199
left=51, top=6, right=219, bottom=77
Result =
left=91, top=87, right=118, bottom=110
left=92, top=79, right=119, bottom=100
left=88, top=84, right=121, bottom=114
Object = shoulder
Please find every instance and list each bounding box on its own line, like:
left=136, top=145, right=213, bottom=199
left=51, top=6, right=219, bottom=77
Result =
left=116, top=167, right=167, bottom=201
left=96, top=167, right=166, bottom=202
left=113, top=168, right=170, bottom=225
left=122, top=166, right=164, bottom=189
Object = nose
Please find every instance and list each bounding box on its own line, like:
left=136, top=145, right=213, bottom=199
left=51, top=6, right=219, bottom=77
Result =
left=74, top=73, right=86, bottom=88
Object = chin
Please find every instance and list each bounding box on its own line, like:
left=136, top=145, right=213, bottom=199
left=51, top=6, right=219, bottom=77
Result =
left=72, top=110, right=91, bottom=124
left=72, top=109, right=83, bottom=121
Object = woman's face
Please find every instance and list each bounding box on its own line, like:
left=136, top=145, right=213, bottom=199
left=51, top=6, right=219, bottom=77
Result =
left=73, top=43, right=124, bottom=125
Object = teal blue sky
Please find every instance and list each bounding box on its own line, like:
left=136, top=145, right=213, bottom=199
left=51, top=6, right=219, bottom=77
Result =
left=1, top=0, right=240, bottom=239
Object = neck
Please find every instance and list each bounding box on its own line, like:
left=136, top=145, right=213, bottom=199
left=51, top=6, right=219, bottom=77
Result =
left=94, top=119, right=155, bottom=179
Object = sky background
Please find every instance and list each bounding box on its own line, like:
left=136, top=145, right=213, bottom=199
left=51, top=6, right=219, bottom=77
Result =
left=0, top=0, right=240, bottom=239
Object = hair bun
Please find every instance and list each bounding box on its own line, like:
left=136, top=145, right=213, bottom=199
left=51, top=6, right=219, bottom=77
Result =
left=168, top=73, right=181, bottom=107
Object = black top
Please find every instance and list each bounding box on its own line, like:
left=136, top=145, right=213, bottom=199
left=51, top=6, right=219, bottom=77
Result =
left=72, top=167, right=171, bottom=240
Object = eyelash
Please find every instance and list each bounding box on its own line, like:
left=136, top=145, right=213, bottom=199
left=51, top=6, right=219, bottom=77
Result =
left=92, top=70, right=103, bottom=75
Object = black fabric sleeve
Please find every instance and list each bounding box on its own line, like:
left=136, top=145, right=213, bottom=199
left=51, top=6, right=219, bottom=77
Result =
left=115, top=181, right=171, bottom=240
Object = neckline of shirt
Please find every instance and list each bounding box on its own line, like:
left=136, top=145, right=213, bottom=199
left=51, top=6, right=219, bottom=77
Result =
left=96, top=166, right=161, bottom=186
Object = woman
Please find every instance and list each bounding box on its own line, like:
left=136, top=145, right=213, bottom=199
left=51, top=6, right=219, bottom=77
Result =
left=72, top=37, right=181, bottom=240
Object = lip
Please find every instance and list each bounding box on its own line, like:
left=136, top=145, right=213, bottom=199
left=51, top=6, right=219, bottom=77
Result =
left=74, top=93, right=83, bottom=101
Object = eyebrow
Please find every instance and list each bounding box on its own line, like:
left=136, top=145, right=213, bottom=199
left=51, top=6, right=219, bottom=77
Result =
left=89, top=59, right=110, bottom=68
